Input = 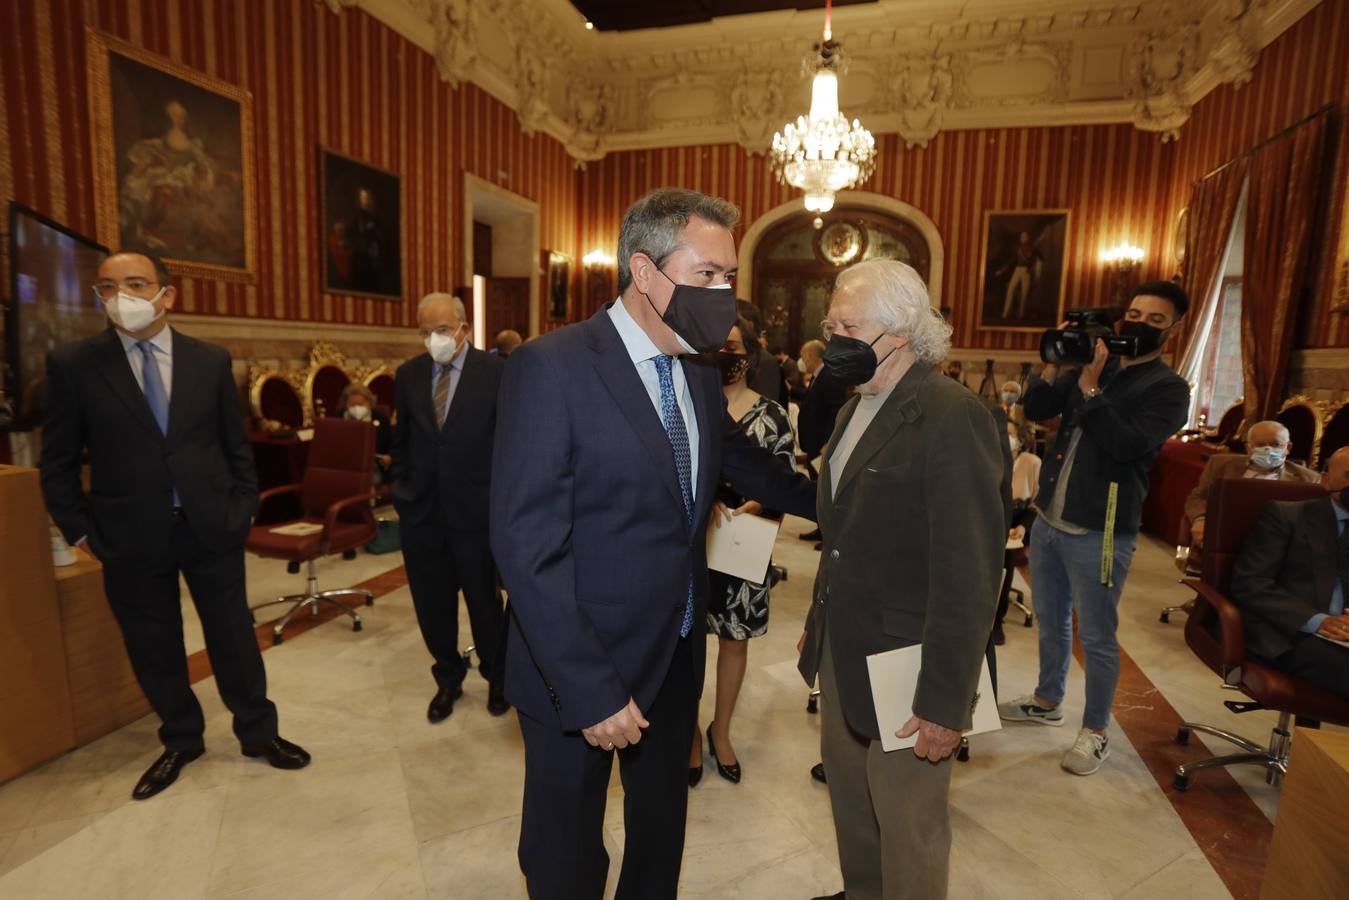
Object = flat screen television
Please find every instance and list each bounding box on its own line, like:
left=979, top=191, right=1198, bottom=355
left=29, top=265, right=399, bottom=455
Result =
left=3, top=203, right=109, bottom=430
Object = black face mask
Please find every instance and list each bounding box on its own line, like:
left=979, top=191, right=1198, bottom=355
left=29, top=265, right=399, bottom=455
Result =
left=641, top=264, right=738, bottom=354
left=716, top=351, right=751, bottom=386
left=1118, top=320, right=1169, bottom=357
left=822, top=331, right=897, bottom=387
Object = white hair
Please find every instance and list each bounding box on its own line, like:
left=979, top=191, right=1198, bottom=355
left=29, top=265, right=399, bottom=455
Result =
left=417, top=292, right=466, bottom=323
left=835, top=259, right=951, bottom=364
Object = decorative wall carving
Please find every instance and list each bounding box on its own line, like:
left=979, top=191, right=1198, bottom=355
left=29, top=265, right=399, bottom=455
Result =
left=339, top=0, right=1317, bottom=160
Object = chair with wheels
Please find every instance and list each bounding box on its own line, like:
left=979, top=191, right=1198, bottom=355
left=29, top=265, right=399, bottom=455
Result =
left=246, top=417, right=378, bottom=644
left=1171, top=477, right=1349, bottom=790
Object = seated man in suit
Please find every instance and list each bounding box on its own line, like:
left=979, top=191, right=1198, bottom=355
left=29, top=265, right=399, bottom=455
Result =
left=1231, top=446, right=1349, bottom=699
left=1185, top=420, right=1319, bottom=548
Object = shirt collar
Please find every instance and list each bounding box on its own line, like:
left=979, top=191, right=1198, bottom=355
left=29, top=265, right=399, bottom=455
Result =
left=607, top=298, right=665, bottom=366
left=117, top=324, right=173, bottom=356
left=1333, top=497, right=1349, bottom=522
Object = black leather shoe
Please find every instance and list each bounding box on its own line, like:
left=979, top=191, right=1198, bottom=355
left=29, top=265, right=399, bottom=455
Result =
left=241, top=736, right=311, bottom=770
left=132, top=747, right=204, bottom=801
left=487, top=682, right=511, bottom=717
left=707, top=722, right=741, bottom=784
left=799, top=528, right=822, bottom=541
left=992, top=622, right=1006, bottom=646
left=810, top=762, right=827, bottom=784
left=427, top=684, right=464, bottom=723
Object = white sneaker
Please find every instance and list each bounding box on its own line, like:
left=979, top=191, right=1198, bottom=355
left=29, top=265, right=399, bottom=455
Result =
left=996, top=694, right=1065, bottom=726
left=1062, top=728, right=1109, bottom=775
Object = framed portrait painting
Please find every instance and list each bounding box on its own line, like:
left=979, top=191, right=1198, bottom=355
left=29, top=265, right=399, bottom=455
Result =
left=86, top=29, right=255, bottom=282
left=545, top=250, right=572, bottom=321
left=977, top=210, right=1071, bottom=332
left=321, top=148, right=403, bottom=299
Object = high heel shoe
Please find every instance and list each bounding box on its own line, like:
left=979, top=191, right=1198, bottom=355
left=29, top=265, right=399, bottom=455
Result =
left=707, top=722, right=741, bottom=784
left=688, top=763, right=703, bottom=788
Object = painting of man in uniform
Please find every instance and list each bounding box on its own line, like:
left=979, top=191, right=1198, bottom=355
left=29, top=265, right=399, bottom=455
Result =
left=978, top=210, right=1070, bottom=331
left=109, top=51, right=246, bottom=270
left=322, top=149, right=402, bottom=299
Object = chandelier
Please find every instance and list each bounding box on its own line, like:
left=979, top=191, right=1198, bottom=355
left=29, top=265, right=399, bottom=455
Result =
left=769, top=0, right=877, bottom=216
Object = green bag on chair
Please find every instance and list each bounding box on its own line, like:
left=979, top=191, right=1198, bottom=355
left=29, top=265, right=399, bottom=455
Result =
left=365, top=519, right=401, bottom=554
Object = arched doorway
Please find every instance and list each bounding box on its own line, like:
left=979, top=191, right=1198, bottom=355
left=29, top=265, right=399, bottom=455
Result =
left=752, top=207, right=933, bottom=354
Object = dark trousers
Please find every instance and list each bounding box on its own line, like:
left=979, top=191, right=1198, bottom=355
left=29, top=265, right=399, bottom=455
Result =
left=517, top=638, right=696, bottom=900
left=402, top=509, right=506, bottom=689
left=1277, top=635, right=1349, bottom=700
left=101, top=513, right=277, bottom=752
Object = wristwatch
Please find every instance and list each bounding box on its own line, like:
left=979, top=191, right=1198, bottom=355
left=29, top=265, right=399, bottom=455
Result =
left=1081, top=386, right=1103, bottom=401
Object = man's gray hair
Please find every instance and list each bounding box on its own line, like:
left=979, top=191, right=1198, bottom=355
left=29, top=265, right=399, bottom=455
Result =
left=616, top=188, right=740, bottom=291
left=836, top=259, right=952, bottom=365
left=417, top=292, right=466, bottom=323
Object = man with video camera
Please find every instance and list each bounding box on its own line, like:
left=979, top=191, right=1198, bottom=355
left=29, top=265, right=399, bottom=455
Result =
left=998, top=281, right=1190, bottom=776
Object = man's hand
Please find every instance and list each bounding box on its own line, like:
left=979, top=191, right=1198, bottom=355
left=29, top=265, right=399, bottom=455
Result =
left=1189, top=518, right=1206, bottom=547
left=1316, top=614, right=1349, bottom=642
left=1009, top=525, right=1026, bottom=542
left=581, top=698, right=649, bottom=751
left=896, top=715, right=962, bottom=763
left=1077, top=338, right=1109, bottom=396
left=710, top=500, right=763, bottom=529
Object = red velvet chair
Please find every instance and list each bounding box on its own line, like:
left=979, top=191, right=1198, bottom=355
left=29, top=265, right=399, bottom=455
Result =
left=247, top=417, right=378, bottom=644
left=1173, top=477, right=1349, bottom=790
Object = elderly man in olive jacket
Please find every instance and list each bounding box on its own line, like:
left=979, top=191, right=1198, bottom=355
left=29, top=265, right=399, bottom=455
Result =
left=798, top=259, right=1005, bottom=900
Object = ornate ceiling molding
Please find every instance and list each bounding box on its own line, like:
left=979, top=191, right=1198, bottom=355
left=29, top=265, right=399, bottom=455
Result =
left=329, top=0, right=1322, bottom=162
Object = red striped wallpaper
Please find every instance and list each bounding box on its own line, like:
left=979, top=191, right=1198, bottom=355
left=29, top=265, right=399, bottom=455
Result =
left=1166, top=0, right=1349, bottom=349
left=1, top=1, right=1343, bottom=350
left=577, top=125, right=1177, bottom=352
left=0, top=0, right=578, bottom=330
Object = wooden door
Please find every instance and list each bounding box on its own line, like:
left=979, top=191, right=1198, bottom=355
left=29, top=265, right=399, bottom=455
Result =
left=484, top=277, right=530, bottom=341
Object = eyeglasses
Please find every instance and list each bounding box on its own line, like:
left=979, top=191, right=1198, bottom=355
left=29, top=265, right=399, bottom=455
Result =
left=92, top=277, right=159, bottom=300
left=820, top=318, right=864, bottom=337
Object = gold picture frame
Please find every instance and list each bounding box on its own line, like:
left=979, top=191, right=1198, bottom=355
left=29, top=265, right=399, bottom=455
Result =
left=86, top=28, right=256, bottom=283
left=976, top=209, right=1071, bottom=333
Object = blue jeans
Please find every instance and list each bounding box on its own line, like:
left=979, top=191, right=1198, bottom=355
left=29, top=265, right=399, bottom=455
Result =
left=1030, top=522, right=1138, bottom=731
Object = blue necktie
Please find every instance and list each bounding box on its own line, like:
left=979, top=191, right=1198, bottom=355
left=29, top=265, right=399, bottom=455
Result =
left=136, top=341, right=169, bottom=434
left=137, top=340, right=178, bottom=507
left=654, top=355, right=695, bottom=637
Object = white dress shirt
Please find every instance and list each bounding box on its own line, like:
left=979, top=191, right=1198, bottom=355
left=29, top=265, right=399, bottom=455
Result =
left=117, top=324, right=174, bottom=401
left=607, top=299, right=700, bottom=497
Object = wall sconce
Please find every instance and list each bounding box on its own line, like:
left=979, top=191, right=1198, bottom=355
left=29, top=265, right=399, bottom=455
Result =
left=1102, top=243, right=1144, bottom=304
left=582, top=249, right=616, bottom=316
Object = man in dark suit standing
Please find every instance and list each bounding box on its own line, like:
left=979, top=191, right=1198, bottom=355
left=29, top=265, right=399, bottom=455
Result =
left=492, top=188, right=815, bottom=899
left=1231, top=446, right=1349, bottom=697
left=40, top=252, right=309, bottom=801
left=796, top=340, right=851, bottom=466
left=797, top=260, right=1005, bottom=900
left=391, top=293, right=509, bottom=722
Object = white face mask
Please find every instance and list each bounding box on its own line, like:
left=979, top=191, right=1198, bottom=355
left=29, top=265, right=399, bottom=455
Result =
left=1009, top=436, right=1021, bottom=454
left=797, top=357, right=808, bottom=374
left=105, top=288, right=165, bottom=333
left=346, top=405, right=371, bottom=422
left=424, top=327, right=463, bottom=365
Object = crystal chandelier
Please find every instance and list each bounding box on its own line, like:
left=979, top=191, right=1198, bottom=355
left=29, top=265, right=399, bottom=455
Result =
left=769, top=0, right=877, bottom=215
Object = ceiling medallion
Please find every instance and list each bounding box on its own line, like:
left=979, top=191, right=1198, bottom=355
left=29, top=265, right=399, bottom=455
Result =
left=769, top=0, right=877, bottom=215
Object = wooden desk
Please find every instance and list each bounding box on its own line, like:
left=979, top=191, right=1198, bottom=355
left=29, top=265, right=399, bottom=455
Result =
left=0, top=466, right=75, bottom=782
left=53, top=550, right=151, bottom=745
left=1261, top=728, right=1349, bottom=899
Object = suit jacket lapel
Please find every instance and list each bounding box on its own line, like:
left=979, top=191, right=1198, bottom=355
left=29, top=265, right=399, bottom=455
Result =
left=408, top=354, right=437, bottom=435
left=684, top=356, right=718, bottom=529
left=832, top=365, right=930, bottom=499
left=165, top=328, right=192, bottom=443
left=1307, top=499, right=1339, bottom=610
left=93, top=329, right=162, bottom=438
left=586, top=310, right=686, bottom=516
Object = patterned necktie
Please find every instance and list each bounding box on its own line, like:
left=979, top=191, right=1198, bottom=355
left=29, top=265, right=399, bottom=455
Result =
left=433, top=363, right=450, bottom=428
left=136, top=341, right=169, bottom=434
left=654, top=355, right=695, bottom=637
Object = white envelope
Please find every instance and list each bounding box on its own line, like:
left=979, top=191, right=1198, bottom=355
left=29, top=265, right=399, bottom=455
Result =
left=866, top=644, right=1001, bottom=753
left=705, top=513, right=781, bottom=584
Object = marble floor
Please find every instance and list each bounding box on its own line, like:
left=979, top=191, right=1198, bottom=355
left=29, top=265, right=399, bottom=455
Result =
left=2, top=515, right=1338, bottom=899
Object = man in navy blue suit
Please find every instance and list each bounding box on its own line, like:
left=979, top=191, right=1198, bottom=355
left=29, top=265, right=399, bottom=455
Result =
left=491, top=188, right=816, bottom=899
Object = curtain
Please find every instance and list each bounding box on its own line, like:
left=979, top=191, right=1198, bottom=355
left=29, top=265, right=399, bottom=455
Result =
left=1176, top=168, right=1248, bottom=425
left=1241, top=115, right=1329, bottom=421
